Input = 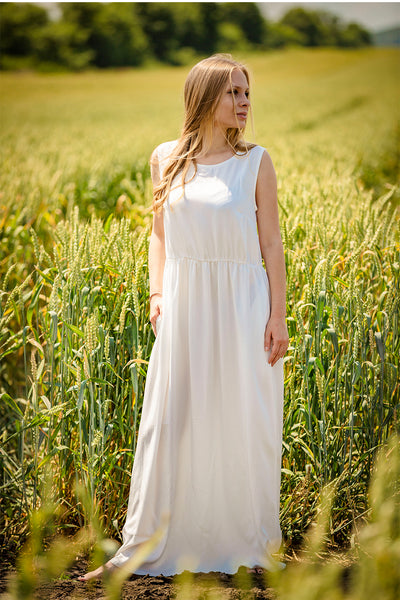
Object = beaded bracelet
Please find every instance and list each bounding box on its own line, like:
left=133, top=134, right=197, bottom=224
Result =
left=149, top=292, right=162, bottom=302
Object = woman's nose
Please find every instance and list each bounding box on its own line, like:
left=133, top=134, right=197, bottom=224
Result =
left=239, top=94, right=250, bottom=106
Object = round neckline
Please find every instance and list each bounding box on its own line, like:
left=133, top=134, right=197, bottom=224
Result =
left=196, top=153, right=240, bottom=167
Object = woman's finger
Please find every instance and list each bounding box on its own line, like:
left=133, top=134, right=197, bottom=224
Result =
left=264, top=325, right=272, bottom=351
left=268, top=340, right=287, bottom=366
left=268, top=341, right=280, bottom=365
left=150, top=311, right=163, bottom=337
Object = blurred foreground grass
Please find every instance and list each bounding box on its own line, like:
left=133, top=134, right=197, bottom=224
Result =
left=4, top=435, right=399, bottom=599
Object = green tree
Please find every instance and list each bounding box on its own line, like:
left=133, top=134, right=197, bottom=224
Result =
left=61, top=2, right=102, bottom=32
left=32, top=20, right=94, bottom=71
left=135, top=2, right=265, bottom=62
left=280, top=7, right=325, bottom=46
left=135, top=2, right=177, bottom=62
left=61, top=2, right=149, bottom=67
left=198, top=2, right=219, bottom=54
left=134, top=2, right=219, bottom=64
left=218, top=2, right=266, bottom=45
left=339, top=22, right=372, bottom=47
left=91, top=3, right=148, bottom=67
left=315, top=10, right=343, bottom=46
left=217, top=22, right=250, bottom=53
left=166, top=3, right=205, bottom=53
left=0, top=2, right=48, bottom=57
left=279, top=7, right=372, bottom=48
left=266, top=22, right=307, bottom=49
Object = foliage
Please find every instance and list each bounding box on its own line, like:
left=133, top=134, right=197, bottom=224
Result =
left=32, top=20, right=94, bottom=71
left=340, top=23, right=373, bottom=48
left=62, top=2, right=149, bottom=68
left=0, top=2, right=48, bottom=57
left=0, top=2, right=373, bottom=71
left=279, top=7, right=372, bottom=47
left=218, top=2, right=266, bottom=46
left=280, top=7, right=325, bottom=47
left=266, top=22, right=307, bottom=49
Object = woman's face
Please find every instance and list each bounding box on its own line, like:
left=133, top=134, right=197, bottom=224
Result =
left=213, top=68, right=250, bottom=130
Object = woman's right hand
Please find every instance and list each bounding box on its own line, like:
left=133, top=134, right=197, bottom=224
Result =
left=150, top=294, right=163, bottom=336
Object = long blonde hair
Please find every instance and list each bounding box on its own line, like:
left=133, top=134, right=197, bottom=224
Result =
left=152, top=54, right=253, bottom=213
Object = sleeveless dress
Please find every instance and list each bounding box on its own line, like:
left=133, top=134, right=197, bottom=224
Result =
left=108, top=141, right=284, bottom=575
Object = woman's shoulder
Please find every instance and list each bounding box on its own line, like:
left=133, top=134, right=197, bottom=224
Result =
left=245, top=143, right=275, bottom=170
left=150, top=140, right=179, bottom=181
left=244, top=142, right=270, bottom=157
left=151, top=140, right=179, bottom=164
left=239, top=143, right=272, bottom=167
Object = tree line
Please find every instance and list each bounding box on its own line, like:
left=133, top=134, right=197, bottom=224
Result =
left=0, top=2, right=372, bottom=71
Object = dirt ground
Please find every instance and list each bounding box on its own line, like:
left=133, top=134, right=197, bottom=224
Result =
left=0, top=556, right=278, bottom=599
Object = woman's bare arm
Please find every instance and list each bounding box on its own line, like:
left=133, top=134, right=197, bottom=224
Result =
left=148, top=148, right=166, bottom=334
left=255, top=150, right=289, bottom=366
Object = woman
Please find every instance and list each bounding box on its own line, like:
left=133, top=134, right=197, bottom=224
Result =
left=79, top=53, right=289, bottom=581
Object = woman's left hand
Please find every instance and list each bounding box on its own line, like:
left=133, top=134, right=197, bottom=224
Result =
left=264, top=316, right=289, bottom=366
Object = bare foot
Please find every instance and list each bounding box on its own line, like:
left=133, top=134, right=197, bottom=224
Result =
left=77, top=560, right=117, bottom=582
left=247, top=565, right=265, bottom=575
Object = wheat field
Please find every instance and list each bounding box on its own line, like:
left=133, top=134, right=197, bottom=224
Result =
left=0, top=47, right=399, bottom=598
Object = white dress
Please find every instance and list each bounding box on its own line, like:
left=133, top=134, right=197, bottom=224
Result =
left=109, top=141, right=284, bottom=575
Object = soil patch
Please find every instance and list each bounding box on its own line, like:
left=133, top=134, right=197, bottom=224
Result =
left=1, top=557, right=277, bottom=599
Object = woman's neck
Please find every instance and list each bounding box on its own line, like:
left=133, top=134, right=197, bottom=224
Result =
left=199, top=128, right=231, bottom=159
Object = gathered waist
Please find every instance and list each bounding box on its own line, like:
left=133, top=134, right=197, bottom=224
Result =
left=165, top=256, right=264, bottom=268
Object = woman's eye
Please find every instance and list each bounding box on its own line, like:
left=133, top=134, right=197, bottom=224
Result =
left=228, top=89, right=249, bottom=97
left=228, top=89, right=249, bottom=98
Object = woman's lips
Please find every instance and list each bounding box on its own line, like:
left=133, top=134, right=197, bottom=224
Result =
left=237, top=113, right=247, bottom=119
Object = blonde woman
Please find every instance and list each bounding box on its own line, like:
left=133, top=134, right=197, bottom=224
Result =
left=79, top=53, right=289, bottom=581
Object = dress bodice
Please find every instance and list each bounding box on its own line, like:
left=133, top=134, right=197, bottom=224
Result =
left=156, top=141, right=266, bottom=266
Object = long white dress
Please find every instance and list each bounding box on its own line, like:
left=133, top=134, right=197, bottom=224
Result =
left=108, top=141, right=284, bottom=575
